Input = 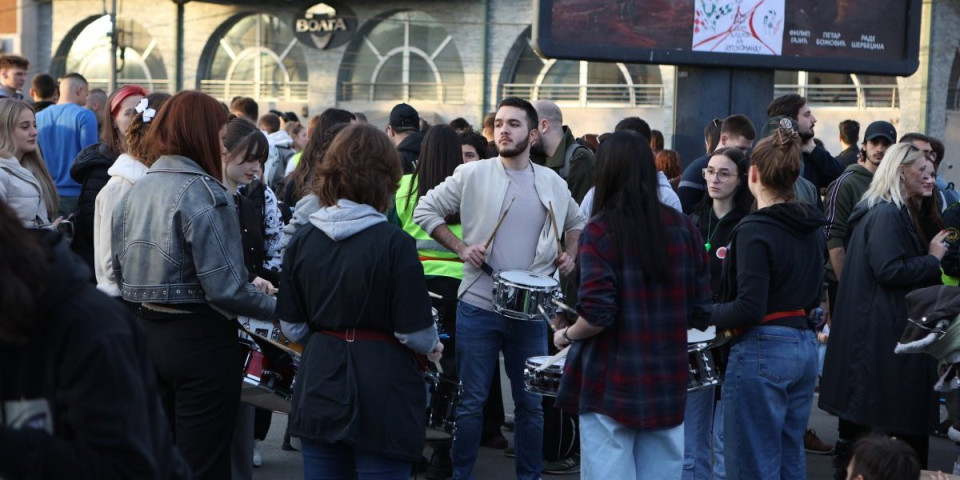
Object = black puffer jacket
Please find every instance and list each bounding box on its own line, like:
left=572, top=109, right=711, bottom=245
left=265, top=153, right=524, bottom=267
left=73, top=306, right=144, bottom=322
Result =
left=396, top=130, right=425, bottom=174
left=69, top=143, right=117, bottom=274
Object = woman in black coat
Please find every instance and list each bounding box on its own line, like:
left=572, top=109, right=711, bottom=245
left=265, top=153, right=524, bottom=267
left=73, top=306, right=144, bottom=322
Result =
left=819, top=142, right=950, bottom=478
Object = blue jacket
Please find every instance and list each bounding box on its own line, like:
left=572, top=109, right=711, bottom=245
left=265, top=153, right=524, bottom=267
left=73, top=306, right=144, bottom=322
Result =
left=36, top=103, right=98, bottom=197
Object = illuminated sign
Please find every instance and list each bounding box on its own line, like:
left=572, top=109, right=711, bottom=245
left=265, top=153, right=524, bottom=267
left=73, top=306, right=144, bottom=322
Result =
left=294, top=2, right=356, bottom=50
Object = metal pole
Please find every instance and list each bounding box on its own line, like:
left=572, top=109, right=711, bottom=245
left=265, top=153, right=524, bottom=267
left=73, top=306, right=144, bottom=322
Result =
left=108, top=0, right=117, bottom=92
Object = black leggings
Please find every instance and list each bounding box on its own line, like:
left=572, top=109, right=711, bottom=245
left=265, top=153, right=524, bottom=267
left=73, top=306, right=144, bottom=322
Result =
left=138, top=306, right=243, bottom=480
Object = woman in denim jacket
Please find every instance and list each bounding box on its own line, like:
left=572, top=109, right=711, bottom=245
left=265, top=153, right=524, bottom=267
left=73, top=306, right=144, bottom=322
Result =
left=111, top=91, right=275, bottom=480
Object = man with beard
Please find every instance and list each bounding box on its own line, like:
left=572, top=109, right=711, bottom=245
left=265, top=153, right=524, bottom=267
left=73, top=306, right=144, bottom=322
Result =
left=767, top=94, right=844, bottom=190
left=414, top=97, right=586, bottom=480
left=530, top=100, right=595, bottom=203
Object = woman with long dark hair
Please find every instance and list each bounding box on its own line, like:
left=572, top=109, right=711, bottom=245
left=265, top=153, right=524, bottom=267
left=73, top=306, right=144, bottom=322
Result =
left=553, top=130, right=711, bottom=479
left=712, top=128, right=826, bottom=480
left=0, top=98, right=58, bottom=226
left=278, top=123, right=442, bottom=479
left=820, top=142, right=948, bottom=477
left=280, top=108, right=355, bottom=212
left=112, top=91, right=275, bottom=480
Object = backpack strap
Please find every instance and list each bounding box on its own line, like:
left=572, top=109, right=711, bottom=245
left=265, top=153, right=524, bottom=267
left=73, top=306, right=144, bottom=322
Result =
left=559, top=142, right=584, bottom=179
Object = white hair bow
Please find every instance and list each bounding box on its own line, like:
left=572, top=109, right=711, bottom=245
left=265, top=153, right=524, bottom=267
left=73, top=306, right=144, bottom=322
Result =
left=135, top=97, right=157, bottom=123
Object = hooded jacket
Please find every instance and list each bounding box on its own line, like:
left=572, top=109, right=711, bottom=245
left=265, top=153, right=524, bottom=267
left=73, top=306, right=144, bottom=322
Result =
left=819, top=200, right=941, bottom=436
left=0, top=230, right=189, bottom=480
left=396, top=130, right=425, bottom=174
left=277, top=199, right=437, bottom=462
left=712, top=202, right=826, bottom=331
left=94, top=154, right=148, bottom=296
left=0, top=156, right=50, bottom=227
left=70, top=143, right=118, bottom=272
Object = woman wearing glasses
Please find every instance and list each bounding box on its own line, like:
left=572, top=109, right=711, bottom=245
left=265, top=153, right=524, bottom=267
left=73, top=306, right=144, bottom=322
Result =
left=820, top=142, right=949, bottom=477
left=683, top=147, right=752, bottom=479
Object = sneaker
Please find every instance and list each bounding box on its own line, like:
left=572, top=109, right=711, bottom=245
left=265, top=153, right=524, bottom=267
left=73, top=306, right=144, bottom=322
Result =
left=804, top=429, right=834, bottom=455
left=504, top=446, right=515, bottom=458
left=543, top=455, right=580, bottom=475
left=252, top=442, right=263, bottom=467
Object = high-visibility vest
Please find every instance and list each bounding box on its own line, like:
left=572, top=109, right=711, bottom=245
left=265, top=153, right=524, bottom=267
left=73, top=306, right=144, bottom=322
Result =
left=395, top=174, right=464, bottom=279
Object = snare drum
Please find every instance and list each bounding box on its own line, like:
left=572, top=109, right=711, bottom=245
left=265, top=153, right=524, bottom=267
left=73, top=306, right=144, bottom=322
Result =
left=687, top=326, right=721, bottom=391
left=424, top=372, right=462, bottom=441
left=239, top=336, right=300, bottom=413
left=523, top=355, right=566, bottom=397
left=493, top=270, right=561, bottom=320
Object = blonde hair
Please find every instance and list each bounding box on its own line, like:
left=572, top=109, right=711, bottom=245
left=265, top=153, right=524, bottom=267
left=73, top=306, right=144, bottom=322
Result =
left=0, top=99, right=58, bottom=216
left=862, top=142, right=925, bottom=209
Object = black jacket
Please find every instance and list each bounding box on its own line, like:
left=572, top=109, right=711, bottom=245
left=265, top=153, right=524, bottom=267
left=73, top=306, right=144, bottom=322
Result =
left=69, top=143, right=117, bottom=273
left=802, top=144, right=844, bottom=190
left=819, top=201, right=941, bottom=436
left=691, top=204, right=749, bottom=297
left=396, top=130, right=425, bottom=174
left=712, top=202, right=826, bottom=331
left=0, top=231, right=189, bottom=480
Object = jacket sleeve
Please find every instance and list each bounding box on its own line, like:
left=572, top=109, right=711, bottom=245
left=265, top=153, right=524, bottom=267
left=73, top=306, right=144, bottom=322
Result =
left=390, top=232, right=438, bottom=353
left=942, top=206, right=960, bottom=277
left=261, top=186, right=283, bottom=280
left=865, top=207, right=941, bottom=288
left=712, top=225, right=770, bottom=329
left=277, top=233, right=308, bottom=340
left=576, top=221, right=618, bottom=328
left=824, top=178, right=854, bottom=250
left=687, top=218, right=712, bottom=330
left=413, top=164, right=466, bottom=236
left=0, top=333, right=162, bottom=479
left=185, top=202, right=276, bottom=319
left=93, top=182, right=120, bottom=290
left=566, top=148, right=595, bottom=204
left=677, top=160, right=706, bottom=214
left=562, top=188, right=587, bottom=234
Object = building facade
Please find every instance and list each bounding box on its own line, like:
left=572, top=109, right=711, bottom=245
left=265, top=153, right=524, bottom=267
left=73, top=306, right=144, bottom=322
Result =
left=6, top=0, right=960, bottom=182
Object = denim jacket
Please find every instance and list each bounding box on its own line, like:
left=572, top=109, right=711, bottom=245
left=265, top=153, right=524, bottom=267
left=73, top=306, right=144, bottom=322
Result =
left=111, top=155, right=275, bottom=319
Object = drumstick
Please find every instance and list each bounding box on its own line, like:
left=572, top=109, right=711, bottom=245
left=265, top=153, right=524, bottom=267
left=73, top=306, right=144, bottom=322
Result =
left=428, top=291, right=443, bottom=300
left=535, top=347, right=569, bottom=372
left=484, top=196, right=516, bottom=250
left=551, top=298, right=578, bottom=317
left=548, top=201, right=562, bottom=254
left=537, top=305, right=559, bottom=332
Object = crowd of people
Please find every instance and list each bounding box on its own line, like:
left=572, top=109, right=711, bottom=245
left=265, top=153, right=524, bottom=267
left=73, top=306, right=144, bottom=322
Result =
left=2, top=49, right=960, bottom=480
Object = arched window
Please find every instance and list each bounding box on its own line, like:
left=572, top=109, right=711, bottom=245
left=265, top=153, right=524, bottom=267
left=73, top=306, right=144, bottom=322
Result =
left=54, top=15, right=169, bottom=92
left=502, top=32, right=663, bottom=107
left=774, top=70, right=898, bottom=108
left=199, top=13, right=309, bottom=103
left=339, top=11, right=464, bottom=104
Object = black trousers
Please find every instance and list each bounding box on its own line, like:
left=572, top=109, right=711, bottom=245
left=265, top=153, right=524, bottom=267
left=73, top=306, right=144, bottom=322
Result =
left=139, top=306, right=243, bottom=480
left=425, top=276, right=505, bottom=441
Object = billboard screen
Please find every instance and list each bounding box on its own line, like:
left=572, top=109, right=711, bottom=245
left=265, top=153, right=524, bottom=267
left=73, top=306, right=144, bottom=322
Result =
left=533, top=0, right=922, bottom=76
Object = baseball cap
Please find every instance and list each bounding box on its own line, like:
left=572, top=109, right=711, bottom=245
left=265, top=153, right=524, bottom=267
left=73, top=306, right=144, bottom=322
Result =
left=863, top=120, right=896, bottom=144
left=389, top=103, right=419, bottom=131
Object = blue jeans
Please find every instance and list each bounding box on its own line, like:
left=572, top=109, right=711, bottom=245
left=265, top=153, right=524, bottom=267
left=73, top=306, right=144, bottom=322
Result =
left=452, top=301, right=546, bottom=480
left=580, top=412, right=684, bottom=479
left=713, top=398, right=726, bottom=479
left=682, top=387, right=714, bottom=480
left=722, top=326, right=817, bottom=480
left=301, top=440, right=411, bottom=480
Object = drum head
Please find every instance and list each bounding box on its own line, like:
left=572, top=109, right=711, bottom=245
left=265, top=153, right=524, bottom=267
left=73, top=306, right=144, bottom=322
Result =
left=526, top=355, right=566, bottom=369
left=687, top=326, right=716, bottom=344
left=499, top=270, right=558, bottom=288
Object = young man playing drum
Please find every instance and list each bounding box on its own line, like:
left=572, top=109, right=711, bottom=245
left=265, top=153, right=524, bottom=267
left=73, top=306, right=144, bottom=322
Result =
left=414, top=97, right=585, bottom=480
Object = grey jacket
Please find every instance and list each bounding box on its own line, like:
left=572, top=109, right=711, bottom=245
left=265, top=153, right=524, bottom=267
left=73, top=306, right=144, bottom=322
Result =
left=111, top=155, right=275, bottom=319
left=0, top=156, right=50, bottom=227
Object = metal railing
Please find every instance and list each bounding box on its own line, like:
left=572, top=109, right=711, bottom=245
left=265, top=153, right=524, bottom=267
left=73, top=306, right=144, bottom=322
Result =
left=774, top=84, right=899, bottom=109
left=199, top=80, right=310, bottom=102
left=87, top=79, right=173, bottom=94
left=501, top=83, right=664, bottom=107
left=339, top=82, right=465, bottom=104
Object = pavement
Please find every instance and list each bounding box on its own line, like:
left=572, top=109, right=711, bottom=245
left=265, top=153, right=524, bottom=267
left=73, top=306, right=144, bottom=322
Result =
left=250, top=394, right=960, bottom=479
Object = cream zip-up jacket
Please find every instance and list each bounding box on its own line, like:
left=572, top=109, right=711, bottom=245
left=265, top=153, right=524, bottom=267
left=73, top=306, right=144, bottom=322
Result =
left=413, top=156, right=586, bottom=298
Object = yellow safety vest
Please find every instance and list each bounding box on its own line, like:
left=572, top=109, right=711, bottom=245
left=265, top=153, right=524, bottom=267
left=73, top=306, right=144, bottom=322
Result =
left=395, top=174, right=464, bottom=280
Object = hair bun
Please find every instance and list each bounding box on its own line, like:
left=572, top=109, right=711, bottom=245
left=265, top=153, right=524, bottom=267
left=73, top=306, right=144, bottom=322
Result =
left=774, top=127, right=800, bottom=148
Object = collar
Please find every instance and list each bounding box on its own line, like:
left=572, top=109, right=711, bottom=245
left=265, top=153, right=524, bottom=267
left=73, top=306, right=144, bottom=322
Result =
left=149, top=155, right=216, bottom=178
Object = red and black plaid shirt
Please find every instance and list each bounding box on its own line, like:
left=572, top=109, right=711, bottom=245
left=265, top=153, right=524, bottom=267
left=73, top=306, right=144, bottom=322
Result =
left=556, top=207, right=712, bottom=430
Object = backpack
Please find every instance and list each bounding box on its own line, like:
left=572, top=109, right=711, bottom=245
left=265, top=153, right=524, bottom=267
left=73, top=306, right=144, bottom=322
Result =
left=558, top=142, right=586, bottom=179
left=267, top=146, right=296, bottom=192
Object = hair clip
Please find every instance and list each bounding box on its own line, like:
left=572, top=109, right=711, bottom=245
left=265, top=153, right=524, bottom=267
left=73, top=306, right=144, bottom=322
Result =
left=775, top=127, right=797, bottom=146
left=135, top=98, right=157, bottom=123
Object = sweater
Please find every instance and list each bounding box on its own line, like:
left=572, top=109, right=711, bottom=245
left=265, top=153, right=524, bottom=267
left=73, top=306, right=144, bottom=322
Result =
left=35, top=103, right=98, bottom=197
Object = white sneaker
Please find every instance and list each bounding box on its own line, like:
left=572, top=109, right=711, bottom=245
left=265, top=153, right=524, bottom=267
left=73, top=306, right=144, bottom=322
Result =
left=253, top=442, right=263, bottom=468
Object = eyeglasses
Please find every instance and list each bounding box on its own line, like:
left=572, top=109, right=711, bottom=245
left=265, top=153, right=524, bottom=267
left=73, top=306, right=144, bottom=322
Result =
left=702, top=168, right=734, bottom=181
left=921, top=149, right=936, bottom=161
